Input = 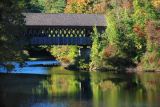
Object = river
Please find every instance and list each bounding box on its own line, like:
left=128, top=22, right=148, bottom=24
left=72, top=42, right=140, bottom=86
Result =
left=0, top=60, right=160, bottom=107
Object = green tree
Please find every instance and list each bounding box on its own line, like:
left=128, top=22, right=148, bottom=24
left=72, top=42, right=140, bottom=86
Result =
left=90, top=27, right=104, bottom=71
left=43, top=0, right=66, bottom=13
left=24, top=0, right=44, bottom=12
left=0, top=0, right=26, bottom=63
left=24, top=0, right=66, bottom=13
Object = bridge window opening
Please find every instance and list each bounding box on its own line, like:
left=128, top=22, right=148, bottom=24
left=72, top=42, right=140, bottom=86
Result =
left=70, top=33, right=73, bottom=37
left=69, top=29, right=73, bottom=37
left=64, top=29, right=67, bottom=35
left=43, top=29, right=46, bottom=36
left=52, top=31, right=55, bottom=37
left=42, top=30, right=44, bottom=34
left=68, top=30, right=71, bottom=35
left=72, top=29, right=75, bottom=35
left=55, top=30, right=58, bottom=36
left=57, top=33, right=61, bottom=37
left=52, top=34, right=54, bottom=37
left=77, top=30, right=80, bottom=37
left=59, top=29, right=63, bottom=37
left=47, top=28, right=50, bottom=36
left=46, top=30, right=48, bottom=37
left=61, top=31, right=64, bottom=37
left=66, top=33, right=68, bottom=37
left=48, top=34, right=51, bottom=37
left=51, top=30, right=53, bottom=34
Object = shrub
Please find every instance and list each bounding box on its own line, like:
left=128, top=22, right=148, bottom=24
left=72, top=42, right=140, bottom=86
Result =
left=49, top=46, right=78, bottom=64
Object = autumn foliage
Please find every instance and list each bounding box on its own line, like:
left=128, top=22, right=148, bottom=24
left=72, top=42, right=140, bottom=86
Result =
left=103, top=45, right=116, bottom=57
left=133, top=25, right=145, bottom=37
left=152, top=0, right=160, bottom=10
left=146, top=21, right=160, bottom=44
left=65, top=0, right=107, bottom=13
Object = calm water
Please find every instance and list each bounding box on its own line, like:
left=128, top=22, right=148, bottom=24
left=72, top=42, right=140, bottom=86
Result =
left=0, top=61, right=160, bottom=107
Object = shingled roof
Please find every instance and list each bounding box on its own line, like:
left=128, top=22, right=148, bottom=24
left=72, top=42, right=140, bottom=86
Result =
left=24, top=13, right=106, bottom=27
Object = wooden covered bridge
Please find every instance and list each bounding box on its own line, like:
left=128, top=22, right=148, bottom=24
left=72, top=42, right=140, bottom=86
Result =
left=24, top=13, right=107, bottom=46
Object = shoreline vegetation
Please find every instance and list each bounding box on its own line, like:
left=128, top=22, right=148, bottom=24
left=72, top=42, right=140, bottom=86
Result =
left=1, top=0, right=160, bottom=73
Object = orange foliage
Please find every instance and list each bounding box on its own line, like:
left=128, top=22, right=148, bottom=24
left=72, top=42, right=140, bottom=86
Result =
left=158, top=59, right=160, bottom=65
left=65, top=0, right=107, bottom=14
left=67, top=0, right=87, bottom=4
left=133, top=25, right=145, bottom=37
left=148, top=54, right=155, bottom=64
left=156, top=27, right=160, bottom=45
left=145, top=20, right=160, bottom=46
left=92, top=1, right=107, bottom=14
left=65, top=0, right=88, bottom=13
left=145, top=21, right=159, bottom=41
left=103, top=45, right=115, bottom=57
left=151, top=0, right=160, bottom=10
left=61, top=57, right=70, bottom=63
left=122, top=1, right=132, bottom=9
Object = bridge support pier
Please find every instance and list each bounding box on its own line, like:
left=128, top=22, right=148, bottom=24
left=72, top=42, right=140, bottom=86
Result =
left=78, top=46, right=91, bottom=62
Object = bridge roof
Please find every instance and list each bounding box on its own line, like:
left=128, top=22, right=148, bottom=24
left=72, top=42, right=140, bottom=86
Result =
left=24, top=13, right=106, bottom=27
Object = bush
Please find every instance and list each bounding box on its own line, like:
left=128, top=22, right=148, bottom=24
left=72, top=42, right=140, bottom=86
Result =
left=49, top=45, right=78, bottom=64
left=90, top=27, right=104, bottom=71
left=138, top=44, right=160, bottom=71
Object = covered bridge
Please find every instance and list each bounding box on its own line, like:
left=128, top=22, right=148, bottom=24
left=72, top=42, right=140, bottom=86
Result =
left=24, top=13, right=107, bottom=46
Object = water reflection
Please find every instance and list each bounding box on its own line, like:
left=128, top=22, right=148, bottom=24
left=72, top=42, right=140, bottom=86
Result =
left=36, top=67, right=160, bottom=107
left=0, top=65, right=160, bottom=107
left=0, top=60, right=59, bottom=74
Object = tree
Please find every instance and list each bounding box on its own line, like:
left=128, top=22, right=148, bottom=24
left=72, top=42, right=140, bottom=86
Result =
left=90, top=0, right=159, bottom=71
left=0, top=0, right=25, bottom=63
left=24, top=0, right=66, bottom=13
left=65, top=0, right=107, bottom=14
left=49, top=46, right=78, bottom=64
left=152, top=0, right=160, bottom=11
left=90, top=27, right=104, bottom=71
left=43, top=0, right=66, bottom=13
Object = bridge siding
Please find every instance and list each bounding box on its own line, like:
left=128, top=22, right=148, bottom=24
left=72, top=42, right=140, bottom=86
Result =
left=24, top=13, right=107, bottom=46
left=26, top=26, right=96, bottom=46
left=25, top=26, right=105, bottom=46
left=30, top=37, right=92, bottom=46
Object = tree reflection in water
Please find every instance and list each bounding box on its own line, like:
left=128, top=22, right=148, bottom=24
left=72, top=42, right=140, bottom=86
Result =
left=35, top=67, right=160, bottom=107
left=1, top=67, right=160, bottom=107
